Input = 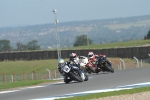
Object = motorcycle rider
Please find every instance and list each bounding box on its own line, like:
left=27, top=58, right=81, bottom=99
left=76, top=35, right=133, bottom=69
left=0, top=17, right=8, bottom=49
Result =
left=58, top=53, right=80, bottom=75
left=69, top=53, right=80, bottom=67
left=69, top=53, right=88, bottom=81
left=58, top=58, right=65, bottom=76
left=88, top=51, right=99, bottom=68
left=88, top=51, right=111, bottom=64
left=88, top=51, right=112, bottom=73
left=69, top=52, right=88, bottom=73
left=58, top=58, right=75, bottom=83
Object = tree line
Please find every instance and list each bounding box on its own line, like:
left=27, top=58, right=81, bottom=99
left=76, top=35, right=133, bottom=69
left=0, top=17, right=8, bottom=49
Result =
left=0, top=40, right=40, bottom=52
left=144, top=30, right=150, bottom=39
left=0, top=35, right=93, bottom=52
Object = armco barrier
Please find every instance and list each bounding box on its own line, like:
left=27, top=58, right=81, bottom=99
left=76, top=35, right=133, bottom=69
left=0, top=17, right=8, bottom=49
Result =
left=0, top=46, right=150, bottom=61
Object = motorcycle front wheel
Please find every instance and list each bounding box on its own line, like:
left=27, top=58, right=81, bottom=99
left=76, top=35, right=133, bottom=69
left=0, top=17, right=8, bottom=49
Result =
left=70, top=69, right=83, bottom=82
left=64, top=76, right=72, bottom=84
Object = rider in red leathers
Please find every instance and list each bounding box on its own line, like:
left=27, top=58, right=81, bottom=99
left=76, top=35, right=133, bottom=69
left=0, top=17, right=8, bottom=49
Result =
left=88, top=51, right=112, bottom=73
left=88, top=52, right=99, bottom=67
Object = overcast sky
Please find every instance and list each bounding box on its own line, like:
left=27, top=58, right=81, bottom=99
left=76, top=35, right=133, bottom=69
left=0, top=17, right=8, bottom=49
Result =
left=0, top=0, right=150, bottom=28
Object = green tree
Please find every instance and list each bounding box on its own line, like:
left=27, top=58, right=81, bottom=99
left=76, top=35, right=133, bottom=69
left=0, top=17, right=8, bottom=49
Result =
left=16, top=42, right=28, bottom=51
left=144, top=30, right=150, bottom=39
left=0, top=39, right=12, bottom=52
left=27, top=40, right=41, bottom=50
left=73, top=34, right=93, bottom=47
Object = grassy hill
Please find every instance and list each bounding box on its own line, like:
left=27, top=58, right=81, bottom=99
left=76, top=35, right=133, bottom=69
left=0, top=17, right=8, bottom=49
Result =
left=64, top=39, right=150, bottom=50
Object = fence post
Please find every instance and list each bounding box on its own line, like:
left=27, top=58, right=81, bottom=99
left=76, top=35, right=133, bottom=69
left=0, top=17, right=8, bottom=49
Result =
left=46, top=68, right=51, bottom=79
left=32, top=73, right=33, bottom=80
left=33, top=71, right=36, bottom=80
left=133, top=56, right=139, bottom=68
left=13, top=73, right=16, bottom=82
left=11, top=75, right=14, bottom=82
left=55, top=70, right=57, bottom=78
left=23, top=72, right=26, bottom=81
left=3, top=72, right=6, bottom=83
left=120, top=58, right=126, bottom=69
left=119, top=62, right=122, bottom=70
left=140, top=59, right=143, bottom=67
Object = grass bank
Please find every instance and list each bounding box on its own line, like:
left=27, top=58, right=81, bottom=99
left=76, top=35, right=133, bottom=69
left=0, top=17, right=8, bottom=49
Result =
left=65, top=39, right=150, bottom=50
left=0, top=59, right=59, bottom=74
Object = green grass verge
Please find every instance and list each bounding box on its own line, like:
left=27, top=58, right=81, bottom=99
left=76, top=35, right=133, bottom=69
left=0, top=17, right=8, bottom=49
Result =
left=0, top=80, right=59, bottom=91
left=0, top=59, right=68, bottom=74
left=65, top=39, right=150, bottom=50
left=57, top=86, right=150, bottom=100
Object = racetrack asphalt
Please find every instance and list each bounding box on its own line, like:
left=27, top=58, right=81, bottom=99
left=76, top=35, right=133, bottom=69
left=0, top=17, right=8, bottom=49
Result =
left=0, top=67, right=150, bottom=100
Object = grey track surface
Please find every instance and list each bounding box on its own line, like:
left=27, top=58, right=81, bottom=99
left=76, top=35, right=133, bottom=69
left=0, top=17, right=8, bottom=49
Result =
left=0, top=67, right=150, bottom=100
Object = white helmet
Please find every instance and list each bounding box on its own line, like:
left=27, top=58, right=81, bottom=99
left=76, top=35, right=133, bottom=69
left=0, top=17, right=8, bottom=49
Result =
left=70, top=53, right=77, bottom=58
left=88, top=52, right=94, bottom=58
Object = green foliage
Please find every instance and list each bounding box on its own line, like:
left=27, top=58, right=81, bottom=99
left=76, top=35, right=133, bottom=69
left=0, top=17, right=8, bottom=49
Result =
left=0, top=39, right=41, bottom=51
left=16, top=40, right=41, bottom=51
left=0, top=39, right=12, bottom=52
left=16, top=42, right=28, bottom=51
left=27, top=40, right=41, bottom=50
left=73, top=34, right=93, bottom=47
left=144, top=30, right=150, bottom=39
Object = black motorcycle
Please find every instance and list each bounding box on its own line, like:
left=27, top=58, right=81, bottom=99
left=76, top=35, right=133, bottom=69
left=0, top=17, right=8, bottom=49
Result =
left=61, top=62, right=88, bottom=84
left=96, top=56, right=114, bottom=73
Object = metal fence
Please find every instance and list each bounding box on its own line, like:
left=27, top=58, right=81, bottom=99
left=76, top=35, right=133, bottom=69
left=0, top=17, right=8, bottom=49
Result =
left=0, top=70, right=61, bottom=84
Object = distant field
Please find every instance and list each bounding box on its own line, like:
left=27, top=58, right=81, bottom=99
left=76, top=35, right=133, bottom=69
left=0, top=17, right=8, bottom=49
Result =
left=104, top=19, right=150, bottom=30
left=65, top=39, right=150, bottom=50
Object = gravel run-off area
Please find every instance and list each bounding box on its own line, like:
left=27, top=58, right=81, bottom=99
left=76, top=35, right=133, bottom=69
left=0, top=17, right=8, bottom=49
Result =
left=91, top=91, right=150, bottom=100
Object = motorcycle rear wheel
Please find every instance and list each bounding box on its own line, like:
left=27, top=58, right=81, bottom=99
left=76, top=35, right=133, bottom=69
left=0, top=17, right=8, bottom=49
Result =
left=84, top=75, right=89, bottom=81
left=105, top=63, right=114, bottom=73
